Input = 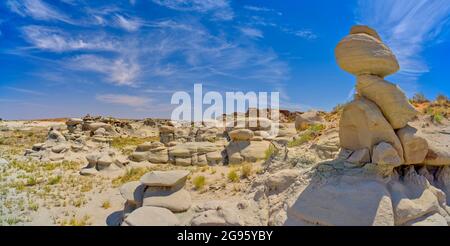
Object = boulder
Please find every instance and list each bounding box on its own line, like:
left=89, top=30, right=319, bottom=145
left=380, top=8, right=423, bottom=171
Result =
left=140, top=170, right=189, bottom=187
left=266, top=169, right=301, bottom=193
left=228, top=129, right=254, bottom=141
left=120, top=181, right=145, bottom=205
left=130, top=151, right=148, bottom=162
left=356, top=75, right=417, bottom=129
left=148, top=149, right=169, bottom=163
left=86, top=122, right=112, bottom=132
left=159, top=125, right=175, bottom=134
left=396, top=125, right=428, bottom=164
left=226, top=140, right=271, bottom=163
left=405, top=213, right=448, bottom=226
left=295, top=111, right=324, bottom=131
left=372, top=142, right=402, bottom=166
left=190, top=201, right=243, bottom=226
left=122, top=207, right=180, bottom=226
left=66, top=118, right=83, bottom=126
left=424, top=145, right=450, bottom=166
left=285, top=176, right=394, bottom=226
left=335, top=31, right=399, bottom=77
left=339, top=97, right=404, bottom=162
left=175, top=157, right=191, bottom=166
left=143, top=188, right=191, bottom=212
left=346, top=148, right=370, bottom=165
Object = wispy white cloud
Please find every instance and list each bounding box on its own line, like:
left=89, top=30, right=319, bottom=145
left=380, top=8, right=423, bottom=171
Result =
left=238, top=27, right=264, bottom=39
left=292, top=30, right=317, bottom=40
left=96, top=94, right=150, bottom=107
left=5, top=86, right=45, bottom=96
left=357, top=0, right=450, bottom=92
left=244, top=5, right=282, bottom=16
left=151, top=0, right=234, bottom=20
left=6, top=0, right=74, bottom=24
left=115, top=14, right=142, bottom=31
left=22, top=25, right=117, bottom=52
left=67, top=55, right=140, bottom=86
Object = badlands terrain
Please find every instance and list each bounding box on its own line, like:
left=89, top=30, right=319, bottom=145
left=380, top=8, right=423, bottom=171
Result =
left=0, top=25, right=450, bottom=226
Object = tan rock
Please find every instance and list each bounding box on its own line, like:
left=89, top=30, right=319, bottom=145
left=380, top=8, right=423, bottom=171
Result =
left=140, top=170, right=189, bottom=187
left=339, top=98, right=404, bottom=161
left=148, top=149, right=169, bottom=163
left=335, top=31, right=399, bottom=77
left=424, top=145, right=450, bottom=166
left=346, top=148, right=370, bottom=165
left=356, top=75, right=417, bottom=129
left=350, top=25, right=381, bottom=41
left=396, top=125, right=428, bottom=164
left=119, top=181, right=145, bottom=205
left=228, top=129, right=254, bottom=141
left=372, top=142, right=402, bottom=166
left=143, top=188, right=191, bottom=212
left=122, top=207, right=180, bottom=226
left=130, top=151, right=147, bottom=162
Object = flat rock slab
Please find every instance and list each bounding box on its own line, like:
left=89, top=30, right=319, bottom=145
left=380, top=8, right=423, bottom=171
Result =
left=286, top=175, right=394, bottom=226
left=122, top=207, right=180, bottom=226
left=140, top=170, right=189, bottom=187
left=143, top=188, right=191, bottom=212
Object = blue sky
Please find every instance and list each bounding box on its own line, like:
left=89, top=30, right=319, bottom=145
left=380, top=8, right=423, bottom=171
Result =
left=1, top=0, right=449, bottom=120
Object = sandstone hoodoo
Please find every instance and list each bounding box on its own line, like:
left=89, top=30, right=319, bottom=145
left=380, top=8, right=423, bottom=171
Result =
left=285, top=25, right=450, bottom=226
left=336, top=25, right=423, bottom=167
left=120, top=170, right=190, bottom=225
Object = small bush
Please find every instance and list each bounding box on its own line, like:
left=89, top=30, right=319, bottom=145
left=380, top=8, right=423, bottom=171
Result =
left=192, top=176, right=206, bottom=190
left=411, top=93, right=428, bottom=103
left=436, top=94, right=448, bottom=104
left=101, top=200, right=111, bottom=209
left=433, top=113, right=444, bottom=124
left=227, top=169, right=240, bottom=183
left=241, top=164, right=253, bottom=179
left=26, top=176, right=38, bottom=186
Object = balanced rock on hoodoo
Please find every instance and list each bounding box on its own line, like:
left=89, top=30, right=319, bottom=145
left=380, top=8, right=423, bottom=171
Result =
left=335, top=25, right=399, bottom=77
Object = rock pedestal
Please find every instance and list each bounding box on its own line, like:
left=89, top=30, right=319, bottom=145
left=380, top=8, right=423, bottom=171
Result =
left=120, top=170, right=191, bottom=226
left=335, top=25, right=423, bottom=166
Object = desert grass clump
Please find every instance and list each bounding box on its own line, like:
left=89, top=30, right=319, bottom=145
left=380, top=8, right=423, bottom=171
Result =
left=227, top=169, right=240, bottom=183
left=101, top=200, right=111, bottom=209
left=433, top=112, right=444, bottom=124
left=436, top=94, right=449, bottom=105
left=192, top=175, right=206, bottom=190
left=411, top=93, right=428, bottom=104
left=48, top=176, right=62, bottom=185
left=68, top=215, right=91, bottom=226
left=264, top=144, right=278, bottom=160
left=240, top=163, right=253, bottom=179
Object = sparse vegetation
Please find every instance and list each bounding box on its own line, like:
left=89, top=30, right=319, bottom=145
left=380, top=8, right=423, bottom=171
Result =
left=101, top=200, right=111, bottom=209
left=433, top=112, right=444, bottom=124
left=111, top=136, right=159, bottom=155
left=436, top=94, right=449, bottom=104
left=67, top=215, right=91, bottom=226
left=48, top=175, right=62, bottom=185
left=227, top=169, right=240, bottom=183
left=264, top=144, right=278, bottom=160
left=241, top=164, right=253, bottom=179
left=192, top=175, right=206, bottom=190
left=112, top=167, right=150, bottom=187
left=288, top=124, right=324, bottom=148
left=411, top=93, right=428, bottom=104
